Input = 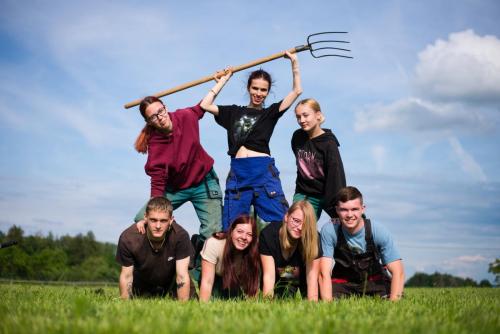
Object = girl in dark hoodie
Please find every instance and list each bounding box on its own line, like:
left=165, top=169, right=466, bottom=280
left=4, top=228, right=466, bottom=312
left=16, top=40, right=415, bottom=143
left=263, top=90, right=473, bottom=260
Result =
left=291, top=98, right=346, bottom=220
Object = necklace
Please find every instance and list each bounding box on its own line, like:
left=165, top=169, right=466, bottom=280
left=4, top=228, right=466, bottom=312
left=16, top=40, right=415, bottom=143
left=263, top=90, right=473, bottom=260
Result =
left=146, top=231, right=166, bottom=253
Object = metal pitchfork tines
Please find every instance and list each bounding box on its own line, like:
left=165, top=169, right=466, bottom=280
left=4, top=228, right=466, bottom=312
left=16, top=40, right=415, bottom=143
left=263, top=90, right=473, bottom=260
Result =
left=306, top=31, right=352, bottom=59
left=124, top=31, right=352, bottom=109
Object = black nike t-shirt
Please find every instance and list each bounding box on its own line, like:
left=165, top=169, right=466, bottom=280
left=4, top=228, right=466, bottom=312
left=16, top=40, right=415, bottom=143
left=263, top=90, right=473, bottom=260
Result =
left=116, top=222, right=194, bottom=296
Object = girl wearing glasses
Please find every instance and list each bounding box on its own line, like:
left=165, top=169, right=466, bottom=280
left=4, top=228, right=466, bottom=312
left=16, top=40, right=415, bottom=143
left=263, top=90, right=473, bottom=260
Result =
left=292, top=98, right=346, bottom=220
left=200, top=51, right=302, bottom=231
left=199, top=216, right=260, bottom=301
left=133, top=96, right=222, bottom=248
left=258, top=200, right=321, bottom=300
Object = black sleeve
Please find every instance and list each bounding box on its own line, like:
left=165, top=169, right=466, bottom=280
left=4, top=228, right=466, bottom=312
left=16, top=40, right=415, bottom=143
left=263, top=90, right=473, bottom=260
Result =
left=215, top=104, right=238, bottom=129
left=267, top=101, right=286, bottom=119
left=258, top=225, right=273, bottom=256
left=175, top=229, right=195, bottom=261
left=116, top=234, right=134, bottom=267
left=323, top=137, right=347, bottom=218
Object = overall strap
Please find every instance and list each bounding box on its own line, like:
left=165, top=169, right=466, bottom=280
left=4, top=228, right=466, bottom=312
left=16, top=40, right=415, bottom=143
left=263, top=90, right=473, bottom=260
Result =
left=364, top=219, right=381, bottom=262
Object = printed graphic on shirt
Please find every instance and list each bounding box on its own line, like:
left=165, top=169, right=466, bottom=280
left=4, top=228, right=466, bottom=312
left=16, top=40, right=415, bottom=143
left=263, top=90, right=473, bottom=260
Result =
left=276, top=265, right=300, bottom=293
left=277, top=265, right=300, bottom=280
left=297, top=149, right=324, bottom=180
left=233, top=115, right=259, bottom=143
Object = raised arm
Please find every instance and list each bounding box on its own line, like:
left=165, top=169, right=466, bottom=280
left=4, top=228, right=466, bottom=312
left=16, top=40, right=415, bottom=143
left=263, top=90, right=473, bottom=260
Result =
left=175, top=256, right=191, bottom=301
left=260, top=254, right=276, bottom=298
left=119, top=266, right=134, bottom=299
left=319, top=257, right=333, bottom=301
left=200, top=68, right=233, bottom=116
left=386, top=259, right=405, bottom=301
left=199, top=259, right=216, bottom=302
left=279, top=51, right=303, bottom=112
left=306, top=258, right=320, bottom=301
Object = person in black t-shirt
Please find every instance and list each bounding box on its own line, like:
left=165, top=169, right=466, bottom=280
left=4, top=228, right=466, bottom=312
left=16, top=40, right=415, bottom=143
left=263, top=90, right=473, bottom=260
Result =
left=292, top=98, right=346, bottom=220
left=259, top=200, right=321, bottom=300
left=116, top=197, right=195, bottom=300
left=201, top=51, right=303, bottom=230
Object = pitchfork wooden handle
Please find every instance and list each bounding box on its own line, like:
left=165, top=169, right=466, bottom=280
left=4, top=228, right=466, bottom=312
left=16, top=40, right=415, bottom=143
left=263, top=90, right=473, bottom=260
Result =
left=124, top=46, right=308, bottom=109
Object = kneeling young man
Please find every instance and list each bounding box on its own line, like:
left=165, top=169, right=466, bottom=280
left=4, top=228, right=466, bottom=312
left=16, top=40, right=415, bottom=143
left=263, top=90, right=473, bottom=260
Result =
left=116, top=197, right=194, bottom=300
left=319, top=186, right=405, bottom=301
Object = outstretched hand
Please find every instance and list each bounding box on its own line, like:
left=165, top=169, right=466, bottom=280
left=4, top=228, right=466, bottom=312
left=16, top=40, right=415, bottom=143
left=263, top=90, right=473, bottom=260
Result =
left=214, top=67, right=233, bottom=83
left=284, top=50, right=298, bottom=63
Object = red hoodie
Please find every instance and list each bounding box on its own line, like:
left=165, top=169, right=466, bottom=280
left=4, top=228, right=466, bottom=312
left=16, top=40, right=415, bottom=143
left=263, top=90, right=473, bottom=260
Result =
left=145, top=104, right=214, bottom=197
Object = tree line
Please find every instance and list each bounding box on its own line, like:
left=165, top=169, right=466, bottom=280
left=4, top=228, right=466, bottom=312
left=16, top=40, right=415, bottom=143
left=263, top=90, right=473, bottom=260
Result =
left=0, top=225, right=119, bottom=281
left=0, top=225, right=497, bottom=285
left=406, top=272, right=493, bottom=288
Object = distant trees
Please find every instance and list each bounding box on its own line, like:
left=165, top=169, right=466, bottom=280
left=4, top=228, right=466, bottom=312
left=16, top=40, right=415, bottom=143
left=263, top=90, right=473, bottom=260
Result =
left=488, top=259, right=499, bottom=285
left=406, top=272, right=492, bottom=287
left=0, top=225, right=119, bottom=282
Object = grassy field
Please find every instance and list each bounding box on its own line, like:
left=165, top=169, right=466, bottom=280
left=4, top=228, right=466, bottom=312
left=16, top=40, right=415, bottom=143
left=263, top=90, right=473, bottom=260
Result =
left=0, top=283, right=499, bottom=334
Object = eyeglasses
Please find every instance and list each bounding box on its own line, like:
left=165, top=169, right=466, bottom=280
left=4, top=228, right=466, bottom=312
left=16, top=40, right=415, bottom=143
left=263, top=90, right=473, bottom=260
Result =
left=289, top=217, right=303, bottom=227
left=147, top=106, right=167, bottom=123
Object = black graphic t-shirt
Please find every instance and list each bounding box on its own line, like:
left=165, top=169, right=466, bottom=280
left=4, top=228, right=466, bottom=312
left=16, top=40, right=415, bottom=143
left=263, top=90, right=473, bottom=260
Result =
left=259, top=222, right=322, bottom=297
left=215, top=101, right=286, bottom=157
left=291, top=129, right=346, bottom=217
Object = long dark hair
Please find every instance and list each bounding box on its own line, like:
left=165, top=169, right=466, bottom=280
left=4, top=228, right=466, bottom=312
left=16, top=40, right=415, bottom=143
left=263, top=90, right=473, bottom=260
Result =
left=247, top=69, right=273, bottom=92
left=134, top=96, right=163, bottom=153
left=215, top=216, right=260, bottom=296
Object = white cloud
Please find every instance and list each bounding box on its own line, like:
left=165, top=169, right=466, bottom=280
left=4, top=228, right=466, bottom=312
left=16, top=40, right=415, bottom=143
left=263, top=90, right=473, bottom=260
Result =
left=448, top=136, right=487, bottom=182
left=353, top=30, right=500, bottom=183
left=441, top=254, right=490, bottom=278
left=355, top=30, right=500, bottom=135
left=455, top=255, right=487, bottom=263
left=415, top=30, right=500, bottom=104
left=354, top=97, right=493, bottom=133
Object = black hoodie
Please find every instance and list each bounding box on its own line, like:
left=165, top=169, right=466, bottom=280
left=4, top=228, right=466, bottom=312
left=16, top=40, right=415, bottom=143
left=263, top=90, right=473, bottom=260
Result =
left=291, top=128, right=346, bottom=217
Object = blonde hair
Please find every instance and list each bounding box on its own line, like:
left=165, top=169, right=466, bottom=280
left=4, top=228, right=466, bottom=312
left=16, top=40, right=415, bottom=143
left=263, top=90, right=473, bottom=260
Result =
left=279, top=200, right=319, bottom=264
left=296, top=98, right=325, bottom=124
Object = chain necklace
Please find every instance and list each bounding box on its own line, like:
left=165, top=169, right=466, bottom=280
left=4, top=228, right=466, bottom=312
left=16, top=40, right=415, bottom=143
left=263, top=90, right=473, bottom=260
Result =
left=146, top=230, right=166, bottom=253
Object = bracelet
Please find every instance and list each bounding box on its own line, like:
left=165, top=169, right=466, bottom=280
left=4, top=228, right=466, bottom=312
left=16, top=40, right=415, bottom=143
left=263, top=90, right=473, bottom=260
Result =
left=210, top=89, right=218, bottom=96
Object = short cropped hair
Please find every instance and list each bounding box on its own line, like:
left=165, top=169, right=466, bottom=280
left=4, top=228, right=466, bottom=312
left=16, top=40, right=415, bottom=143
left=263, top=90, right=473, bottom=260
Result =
left=145, top=197, right=173, bottom=216
left=336, top=186, right=364, bottom=205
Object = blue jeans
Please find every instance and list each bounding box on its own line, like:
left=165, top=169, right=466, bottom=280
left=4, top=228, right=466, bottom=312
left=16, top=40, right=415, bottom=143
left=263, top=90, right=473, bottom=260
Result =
left=134, top=168, right=222, bottom=240
left=222, top=157, right=288, bottom=230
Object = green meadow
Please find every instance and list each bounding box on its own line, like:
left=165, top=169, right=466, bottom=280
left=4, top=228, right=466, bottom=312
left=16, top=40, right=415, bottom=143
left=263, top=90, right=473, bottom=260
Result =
left=0, top=283, right=498, bottom=334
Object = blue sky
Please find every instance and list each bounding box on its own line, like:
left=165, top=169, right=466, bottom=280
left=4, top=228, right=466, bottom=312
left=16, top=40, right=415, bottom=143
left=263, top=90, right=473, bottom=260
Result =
left=1, top=0, right=499, bottom=283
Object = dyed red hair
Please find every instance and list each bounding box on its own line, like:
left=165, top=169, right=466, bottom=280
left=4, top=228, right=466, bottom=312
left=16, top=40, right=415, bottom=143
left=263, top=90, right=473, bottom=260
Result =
left=134, top=96, right=164, bottom=154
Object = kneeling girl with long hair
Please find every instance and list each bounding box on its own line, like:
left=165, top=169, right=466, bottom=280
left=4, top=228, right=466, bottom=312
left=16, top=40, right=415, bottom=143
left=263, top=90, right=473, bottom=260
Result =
left=259, top=201, right=321, bottom=300
left=199, top=216, right=260, bottom=301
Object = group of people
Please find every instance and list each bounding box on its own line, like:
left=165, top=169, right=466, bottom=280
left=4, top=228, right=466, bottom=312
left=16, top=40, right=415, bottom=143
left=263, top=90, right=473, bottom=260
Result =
left=116, top=52, right=405, bottom=301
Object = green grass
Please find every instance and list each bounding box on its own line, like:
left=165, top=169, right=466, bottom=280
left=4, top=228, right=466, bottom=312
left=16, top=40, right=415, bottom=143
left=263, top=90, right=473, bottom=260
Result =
left=0, top=283, right=499, bottom=333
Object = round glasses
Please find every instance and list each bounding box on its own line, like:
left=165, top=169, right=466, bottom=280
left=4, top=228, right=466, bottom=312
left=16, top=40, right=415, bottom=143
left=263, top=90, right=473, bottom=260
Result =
left=147, top=106, right=167, bottom=123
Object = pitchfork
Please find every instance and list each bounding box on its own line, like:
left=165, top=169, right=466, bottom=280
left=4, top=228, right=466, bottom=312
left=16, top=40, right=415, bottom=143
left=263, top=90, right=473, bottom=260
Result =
left=124, top=32, right=352, bottom=109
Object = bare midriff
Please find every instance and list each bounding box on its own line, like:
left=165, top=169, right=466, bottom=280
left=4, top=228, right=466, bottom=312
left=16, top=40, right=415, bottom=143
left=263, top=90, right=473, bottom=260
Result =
left=235, top=145, right=270, bottom=158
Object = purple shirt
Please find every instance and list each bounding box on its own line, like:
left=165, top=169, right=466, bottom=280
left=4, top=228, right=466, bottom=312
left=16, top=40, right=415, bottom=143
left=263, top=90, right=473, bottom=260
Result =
left=145, top=105, right=214, bottom=197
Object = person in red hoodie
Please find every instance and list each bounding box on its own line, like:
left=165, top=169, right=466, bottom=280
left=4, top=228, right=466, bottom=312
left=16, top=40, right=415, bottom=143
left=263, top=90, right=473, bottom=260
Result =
left=133, top=96, right=222, bottom=249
